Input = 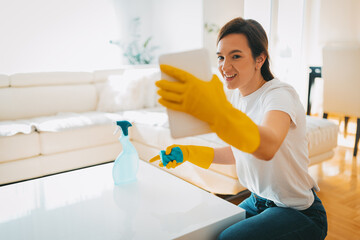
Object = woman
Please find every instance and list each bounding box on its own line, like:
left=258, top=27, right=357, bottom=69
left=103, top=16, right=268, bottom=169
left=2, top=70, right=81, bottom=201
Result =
left=151, top=17, right=327, bottom=240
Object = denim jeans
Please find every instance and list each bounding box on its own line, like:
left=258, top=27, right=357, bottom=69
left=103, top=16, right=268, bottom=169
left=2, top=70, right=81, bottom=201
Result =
left=217, top=190, right=327, bottom=240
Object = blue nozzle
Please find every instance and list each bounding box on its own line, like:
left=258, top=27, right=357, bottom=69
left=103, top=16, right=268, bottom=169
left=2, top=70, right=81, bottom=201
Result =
left=116, top=121, right=132, bottom=136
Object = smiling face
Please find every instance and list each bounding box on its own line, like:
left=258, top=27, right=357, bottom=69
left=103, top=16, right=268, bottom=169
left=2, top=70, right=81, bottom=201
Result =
left=217, top=33, right=265, bottom=95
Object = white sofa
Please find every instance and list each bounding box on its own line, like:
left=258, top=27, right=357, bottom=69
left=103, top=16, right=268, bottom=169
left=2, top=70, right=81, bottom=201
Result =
left=0, top=66, right=339, bottom=195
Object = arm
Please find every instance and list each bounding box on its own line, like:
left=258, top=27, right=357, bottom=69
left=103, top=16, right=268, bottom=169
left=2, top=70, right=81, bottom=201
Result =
left=252, top=110, right=291, bottom=160
left=213, top=110, right=290, bottom=163
left=213, top=147, right=235, bottom=164
left=149, top=111, right=290, bottom=168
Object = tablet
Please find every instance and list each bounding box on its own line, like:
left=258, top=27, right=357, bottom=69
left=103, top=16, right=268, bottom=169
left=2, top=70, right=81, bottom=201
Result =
left=159, top=48, right=213, bottom=138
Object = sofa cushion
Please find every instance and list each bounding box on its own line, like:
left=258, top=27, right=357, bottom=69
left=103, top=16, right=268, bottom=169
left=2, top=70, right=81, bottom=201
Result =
left=31, top=112, right=123, bottom=155
left=10, top=72, right=93, bottom=87
left=31, top=112, right=122, bottom=132
left=93, top=69, right=126, bottom=83
left=0, top=132, right=40, bottom=163
left=96, top=68, right=161, bottom=112
left=39, top=125, right=119, bottom=155
left=0, top=75, right=9, bottom=88
left=97, top=74, right=145, bottom=112
left=0, top=85, right=98, bottom=121
left=93, top=69, right=127, bottom=97
left=0, top=120, right=35, bottom=136
left=0, top=143, right=121, bottom=185
left=306, top=116, right=338, bottom=158
left=122, top=107, right=169, bottom=127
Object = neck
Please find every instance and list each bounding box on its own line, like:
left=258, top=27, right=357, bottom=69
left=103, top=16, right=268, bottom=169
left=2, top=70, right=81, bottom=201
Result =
left=239, top=73, right=266, bottom=97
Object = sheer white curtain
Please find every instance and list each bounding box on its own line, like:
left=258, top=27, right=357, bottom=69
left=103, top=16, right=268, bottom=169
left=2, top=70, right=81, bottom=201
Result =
left=245, top=0, right=307, bottom=105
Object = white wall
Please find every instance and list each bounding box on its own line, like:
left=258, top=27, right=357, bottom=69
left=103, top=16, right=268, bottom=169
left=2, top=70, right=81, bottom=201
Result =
left=0, top=0, right=121, bottom=74
left=303, top=0, right=360, bottom=67
left=0, top=0, right=203, bottom=74
left=319, top=0, right=360, bottom=45
left=151, top=0, right=203, bottom=56
left=203, top=0, right=244, bottom=67
left=113, top=0, right=153, bottom=43
left=113, top=0, right=203, bottom=63
left=358, top=0, right=360, bottom=41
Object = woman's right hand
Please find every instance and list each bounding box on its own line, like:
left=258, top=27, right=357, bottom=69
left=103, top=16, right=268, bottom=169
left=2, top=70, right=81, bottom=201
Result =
left=149, top=144, right=214, bottom=169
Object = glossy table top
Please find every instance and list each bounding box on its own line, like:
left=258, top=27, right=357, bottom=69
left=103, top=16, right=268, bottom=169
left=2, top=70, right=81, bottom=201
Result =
left=0, top=160, right=244, bottom=240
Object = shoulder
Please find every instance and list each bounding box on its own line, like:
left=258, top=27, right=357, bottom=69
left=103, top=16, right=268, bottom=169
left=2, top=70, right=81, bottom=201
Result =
left=262, top=79, right=298, bottom=96
left=260, top=79, right=303, bottom=125
left=260, top=79, right=300, bottom=105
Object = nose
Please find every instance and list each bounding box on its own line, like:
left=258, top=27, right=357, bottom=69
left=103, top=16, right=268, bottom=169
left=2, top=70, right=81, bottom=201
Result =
left=221, top=58, right=232, bottom=72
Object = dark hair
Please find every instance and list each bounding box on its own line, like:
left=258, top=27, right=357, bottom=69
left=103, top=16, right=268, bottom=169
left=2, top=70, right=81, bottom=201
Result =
left=217, top=17, right=274, bottom=81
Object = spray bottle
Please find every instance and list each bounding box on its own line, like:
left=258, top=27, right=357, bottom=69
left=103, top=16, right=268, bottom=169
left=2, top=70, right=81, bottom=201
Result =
left=112, top=120, right=139, bottom=185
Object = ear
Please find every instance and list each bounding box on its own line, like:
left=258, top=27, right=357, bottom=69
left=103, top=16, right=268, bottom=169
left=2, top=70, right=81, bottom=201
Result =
left=255, top=52, right=266, bottom=70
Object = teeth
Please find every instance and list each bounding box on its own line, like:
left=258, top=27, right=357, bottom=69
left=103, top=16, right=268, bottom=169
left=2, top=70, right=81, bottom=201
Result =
left=225, top=74, right=236, bottom=78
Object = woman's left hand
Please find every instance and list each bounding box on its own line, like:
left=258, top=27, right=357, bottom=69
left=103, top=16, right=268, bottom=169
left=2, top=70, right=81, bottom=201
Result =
left=156, top=64, right=231, bottom=126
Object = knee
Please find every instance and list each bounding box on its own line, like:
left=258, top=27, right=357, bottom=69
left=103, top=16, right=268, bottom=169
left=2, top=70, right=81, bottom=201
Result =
left=217, top=225, right=238, bottom=240
left=217, top=229, right=232, bottom=240
left=217, top=224, right=251, bottom=240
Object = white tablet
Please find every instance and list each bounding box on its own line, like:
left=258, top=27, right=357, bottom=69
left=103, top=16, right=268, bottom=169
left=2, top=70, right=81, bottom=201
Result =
left=159, top=48, right=213, bottom=138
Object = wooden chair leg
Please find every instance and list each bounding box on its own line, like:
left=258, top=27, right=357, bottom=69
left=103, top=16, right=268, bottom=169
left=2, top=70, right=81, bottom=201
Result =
left=344, top=116, right=349, bottom=138
left=354, top=118, right=360, bottom=157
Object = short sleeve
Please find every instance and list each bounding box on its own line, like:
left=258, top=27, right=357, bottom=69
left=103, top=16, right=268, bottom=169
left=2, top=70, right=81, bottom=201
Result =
left=261, top=86, right=298, bottom=126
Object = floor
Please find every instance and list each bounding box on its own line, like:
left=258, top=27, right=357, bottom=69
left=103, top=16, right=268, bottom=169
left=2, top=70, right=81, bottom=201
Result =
left=309, top=118, right=360, bottom=240
left=222, top=117, right=360, bottom=240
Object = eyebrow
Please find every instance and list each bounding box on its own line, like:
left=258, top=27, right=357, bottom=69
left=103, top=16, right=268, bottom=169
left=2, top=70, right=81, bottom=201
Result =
left=216, top=49, right=243, bottom=55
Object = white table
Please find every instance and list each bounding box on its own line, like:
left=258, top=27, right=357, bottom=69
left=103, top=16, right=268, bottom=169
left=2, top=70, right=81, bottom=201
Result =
left=0, top=160, right=245, bottom=240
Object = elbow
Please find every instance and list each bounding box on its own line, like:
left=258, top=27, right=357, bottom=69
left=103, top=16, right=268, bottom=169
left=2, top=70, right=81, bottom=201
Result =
left=262, top=154, right=275, bottom=161
left=251, top=138, right=280, bottom=161
left=253, top=150, right=276, bottom=161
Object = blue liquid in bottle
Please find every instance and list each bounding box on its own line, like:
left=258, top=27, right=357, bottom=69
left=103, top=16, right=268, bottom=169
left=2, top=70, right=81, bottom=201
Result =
left=112, top=121, right=139, bottom=185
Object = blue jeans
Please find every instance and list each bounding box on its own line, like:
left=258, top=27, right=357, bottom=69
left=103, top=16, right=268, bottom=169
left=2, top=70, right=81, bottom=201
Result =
left=218, top=190, right=327, bottom=240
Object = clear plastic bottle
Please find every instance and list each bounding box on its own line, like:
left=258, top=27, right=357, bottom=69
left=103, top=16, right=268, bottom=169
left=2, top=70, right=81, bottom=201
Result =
left=112, top=121, right=139, bottom=185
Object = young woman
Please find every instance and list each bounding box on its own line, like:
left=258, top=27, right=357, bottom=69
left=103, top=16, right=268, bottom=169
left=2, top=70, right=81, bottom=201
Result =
left=151, top=17, right=327, bottom=240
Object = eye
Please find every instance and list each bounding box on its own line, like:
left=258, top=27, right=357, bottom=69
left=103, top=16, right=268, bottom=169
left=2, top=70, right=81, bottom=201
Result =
left=217, top=56, right=224, bottom=61
left=233, top=54, right=241, bottom=59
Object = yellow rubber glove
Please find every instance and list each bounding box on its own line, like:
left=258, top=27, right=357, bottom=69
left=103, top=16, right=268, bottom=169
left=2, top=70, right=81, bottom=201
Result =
left=156, top=64, right=260, bottom=153
left=149, top=144, right=214, bottom=169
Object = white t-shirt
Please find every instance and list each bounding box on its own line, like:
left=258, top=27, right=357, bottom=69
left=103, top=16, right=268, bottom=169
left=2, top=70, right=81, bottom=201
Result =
left=230, top=79, right=319, bottom=210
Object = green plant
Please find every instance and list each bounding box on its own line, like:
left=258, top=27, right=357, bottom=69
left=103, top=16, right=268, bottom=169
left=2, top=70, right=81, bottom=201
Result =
left=204, top=22, right=220, bottom=34
left=110, top=17, right=158, bottom=65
